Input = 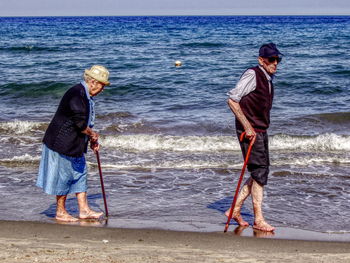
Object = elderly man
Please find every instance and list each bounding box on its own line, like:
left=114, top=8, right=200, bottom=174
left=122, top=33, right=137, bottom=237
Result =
left=225, top=43, right=283, bottom=232
left=37, top=65, right=110, bottom=222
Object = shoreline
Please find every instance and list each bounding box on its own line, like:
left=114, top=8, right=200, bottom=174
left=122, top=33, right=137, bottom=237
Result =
left=1, top=220, right=350, bottom=263
left=89, top=217, right=350, bottom=242
left=3, top=218, right=350, bottom=242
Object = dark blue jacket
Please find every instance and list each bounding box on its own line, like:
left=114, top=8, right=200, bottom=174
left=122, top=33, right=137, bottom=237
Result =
left=43, top=84, right=90, bottom=157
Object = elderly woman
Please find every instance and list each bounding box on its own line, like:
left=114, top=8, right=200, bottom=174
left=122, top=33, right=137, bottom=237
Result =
left=37, top=65, right=110, bottom=222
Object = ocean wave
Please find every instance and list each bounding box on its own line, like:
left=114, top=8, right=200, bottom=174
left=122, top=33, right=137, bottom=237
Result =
left=0, top=154, right=40, bottom=166
left=87, top=160, right=241, bottom=170
left=104, top=83, right=161, bottom=96
left=100, top=135, right=237, bottom=152
left=306, top=112, right=350, bottom=124
left=270, top=133, right=350, bottom=151
left=0, top=46, right=61, bottom=52
left=97, top=111, right=135, bottom=120
left=113, top=63, right=142, bottom=70
left=331, top=70, right=350, bottom=76
left=1, top=119, right=349, bottom=153
left=1, top=133, right=349, bottom=169
left=2, top=152, right=348, bottom=170
left=0, top=82, right=68, bottom=97
left=309, top=86, right=345, bottom=95
left=0, top=120, right=47, bottom=135
left=0, top=118, right=227, bottom=137
left=274, top=156, right=350, bottom=166
left=179, top=42, right=226, bottom=48
left=101, top=133, right=350, bottom=152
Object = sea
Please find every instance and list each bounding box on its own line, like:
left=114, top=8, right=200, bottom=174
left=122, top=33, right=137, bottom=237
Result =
left=0, top=16, right=349, bottom=235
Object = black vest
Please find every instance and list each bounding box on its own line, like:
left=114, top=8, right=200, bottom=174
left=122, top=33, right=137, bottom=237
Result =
left=236, top=66, right=274, bottom=132
left=43, top=84, right=90, bottom=157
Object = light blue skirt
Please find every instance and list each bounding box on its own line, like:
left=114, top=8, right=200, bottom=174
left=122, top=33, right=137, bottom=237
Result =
left=37, top=144, right=88, bottom=195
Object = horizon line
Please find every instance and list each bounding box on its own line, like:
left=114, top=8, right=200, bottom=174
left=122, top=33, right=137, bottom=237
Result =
left=0, top=14, right=350, bottom=18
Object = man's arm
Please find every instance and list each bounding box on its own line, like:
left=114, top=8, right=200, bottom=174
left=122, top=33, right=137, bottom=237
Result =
left=227, top=69, right=257, bottom=140
left=227, top=98, right=256, bottom=140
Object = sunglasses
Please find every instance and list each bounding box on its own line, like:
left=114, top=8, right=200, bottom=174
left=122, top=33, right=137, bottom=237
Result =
left=266, top=56, right=282, bottom=63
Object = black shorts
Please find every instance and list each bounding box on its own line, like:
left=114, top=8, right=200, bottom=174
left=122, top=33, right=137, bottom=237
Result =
left=237, top=129, right=270, bottom=185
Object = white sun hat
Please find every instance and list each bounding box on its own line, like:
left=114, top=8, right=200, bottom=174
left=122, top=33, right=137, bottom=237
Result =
left=85, top=65, right=110, bottom=86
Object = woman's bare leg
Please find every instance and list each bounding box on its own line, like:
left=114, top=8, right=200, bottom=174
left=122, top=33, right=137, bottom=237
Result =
left=55, top=195, right=78, bottom=222
left=76, top=192, right=103, bottom=219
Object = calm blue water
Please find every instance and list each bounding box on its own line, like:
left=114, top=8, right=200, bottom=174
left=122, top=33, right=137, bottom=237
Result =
left=0, top=16, right=350, bottom=235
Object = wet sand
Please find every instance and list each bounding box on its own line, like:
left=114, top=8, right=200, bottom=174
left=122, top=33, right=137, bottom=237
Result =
left=0, top=220, right=350, bottom=263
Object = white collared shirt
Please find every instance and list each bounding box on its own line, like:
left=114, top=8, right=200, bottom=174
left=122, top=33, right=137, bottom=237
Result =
left=81, top=81, right=95, bottom=128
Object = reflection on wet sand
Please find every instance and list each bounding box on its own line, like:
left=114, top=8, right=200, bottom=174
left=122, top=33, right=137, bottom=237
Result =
left=253, top=228, right=275, bottom=238
left=233, top=225, right=249, bottom=235
left=55, top=218, right=108, bottom=227
left=233, top=225, right=275, bottom=238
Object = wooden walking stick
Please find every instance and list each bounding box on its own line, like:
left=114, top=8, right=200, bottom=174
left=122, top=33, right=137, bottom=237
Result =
left=224, top=132, right=256, bottom=232
left=95, top=150, right=109, bottom=217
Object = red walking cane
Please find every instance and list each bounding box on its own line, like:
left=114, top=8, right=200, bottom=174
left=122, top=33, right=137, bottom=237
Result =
left=95, top=150, right=109, bottom=218
left=224, top=132, right=256, bottom=233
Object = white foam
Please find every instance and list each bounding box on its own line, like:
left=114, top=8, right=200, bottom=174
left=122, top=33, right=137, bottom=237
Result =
left=1, top=154, right=40, bottom=163
left=88, top=160, right=242, bottom=170
left=274, top=156, right=350, bottom=166
left=100, top=133, right=350, bottom=153
left=270, top=133, right=350, bottom=151
left=100, top=134, right=240, bottom=152
left=0, top=120, right=45, bottom=135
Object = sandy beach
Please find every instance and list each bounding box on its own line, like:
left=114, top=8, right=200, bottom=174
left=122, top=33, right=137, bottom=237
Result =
left=1, top=220, right=350, bottom=263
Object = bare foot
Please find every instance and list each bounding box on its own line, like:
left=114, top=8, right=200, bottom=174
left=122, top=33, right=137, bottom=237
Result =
left=225, top=210, right=249, bottom=226
left=79, top=209, right=104, bottom=219
left=55, top=212, right=79, bottom=222
left=253, top=220, right=275, bottom=232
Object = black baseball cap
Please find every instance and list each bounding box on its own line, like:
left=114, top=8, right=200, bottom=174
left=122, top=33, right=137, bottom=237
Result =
left=259, top=43, right=283, bottom=58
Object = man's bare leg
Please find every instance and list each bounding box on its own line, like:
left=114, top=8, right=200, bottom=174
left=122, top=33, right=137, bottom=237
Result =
left=56, top=195, right=79, bottom=222
left=251, top=180, right=275, bottom=232
left=225, top=178, right=253, bottom=226
left=76, top=192, right=103, bottom=219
